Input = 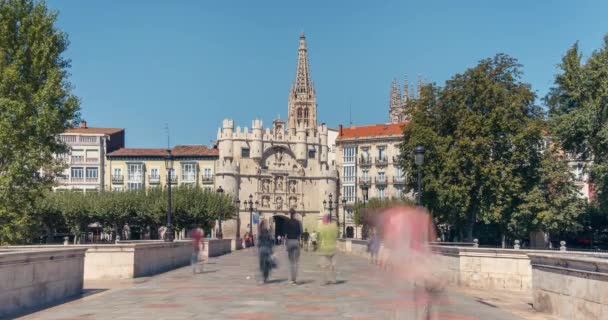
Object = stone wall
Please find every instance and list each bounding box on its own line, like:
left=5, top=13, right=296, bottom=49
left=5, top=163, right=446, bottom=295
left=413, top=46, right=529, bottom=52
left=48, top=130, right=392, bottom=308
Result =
left=2, top=239, right=238, bottom=280
left=0, top=248, right=86, bottom=318
left=529, top=254, right=608, bottom=320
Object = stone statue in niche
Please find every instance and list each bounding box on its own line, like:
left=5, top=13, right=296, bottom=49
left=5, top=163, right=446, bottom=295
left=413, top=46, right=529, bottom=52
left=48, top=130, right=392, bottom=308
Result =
left=276, top=176, right=284, bottom=191
left=275, top=124, right=283, bottom=140
left=276, top=196, right=283, bottom=210
left=289, top=196, right=297, bottom=209
left=262, top=196, right=270, bottom=208
left=298, top=167, right=305, bottom=176
left=289, top=180, right=297, bottom=193
left=262, top=179, right=270, bottom=193
left=274, top=149, right=284, bottom=166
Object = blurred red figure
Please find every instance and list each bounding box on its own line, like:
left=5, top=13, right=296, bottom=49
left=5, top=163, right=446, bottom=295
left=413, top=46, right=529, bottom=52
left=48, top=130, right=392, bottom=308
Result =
left=191, top=228, right=204, bottom=274
left=378, top=206, right=445, bottom=319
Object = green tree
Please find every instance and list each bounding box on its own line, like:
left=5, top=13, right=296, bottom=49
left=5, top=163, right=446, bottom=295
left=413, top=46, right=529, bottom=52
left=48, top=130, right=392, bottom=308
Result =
left=0, top=0, right=80, bottom=244
left=546, top=35, right=608, bottom=215
left=402, top=54, right=583, bottom=243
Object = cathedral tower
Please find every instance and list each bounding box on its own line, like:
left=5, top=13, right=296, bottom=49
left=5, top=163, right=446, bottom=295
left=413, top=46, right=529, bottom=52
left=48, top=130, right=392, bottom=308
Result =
left=288, top=33, right=317, bottom=133
left=389, top=78, right=403, bottom=123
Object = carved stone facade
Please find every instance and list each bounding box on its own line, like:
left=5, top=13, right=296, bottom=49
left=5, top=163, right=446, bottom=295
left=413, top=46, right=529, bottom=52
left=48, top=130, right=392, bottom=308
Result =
left=215, top=34, right=338, bottom=238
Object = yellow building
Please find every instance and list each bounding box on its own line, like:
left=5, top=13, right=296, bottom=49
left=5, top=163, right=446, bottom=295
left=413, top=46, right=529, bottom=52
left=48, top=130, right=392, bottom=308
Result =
left=105, top=145, right=218, bottom=191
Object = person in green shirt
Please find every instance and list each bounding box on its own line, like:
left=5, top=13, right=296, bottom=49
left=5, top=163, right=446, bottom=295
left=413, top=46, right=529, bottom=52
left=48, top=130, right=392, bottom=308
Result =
left=317, top=214, right=339, bottom=285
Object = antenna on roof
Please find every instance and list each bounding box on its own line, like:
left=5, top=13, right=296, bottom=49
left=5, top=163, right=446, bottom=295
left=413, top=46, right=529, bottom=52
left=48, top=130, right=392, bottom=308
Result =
left=164, top=123, right=170, bottom=149
left=349, top=101, right=353, bottom=126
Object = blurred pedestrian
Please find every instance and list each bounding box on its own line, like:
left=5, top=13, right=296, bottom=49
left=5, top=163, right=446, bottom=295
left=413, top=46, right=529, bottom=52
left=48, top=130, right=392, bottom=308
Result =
left=368, top=229, right=381, bottom=265
left=285, top=208, right=302, bottom=285
left=318, top=214, right=339, bottom=285
left=258, top=219, right=276, bottom=283
left=301, top=228, right=310, bottom=251
left=310, top=230, right=318, bottom=251
left=190, top=227, right=204, bottom=274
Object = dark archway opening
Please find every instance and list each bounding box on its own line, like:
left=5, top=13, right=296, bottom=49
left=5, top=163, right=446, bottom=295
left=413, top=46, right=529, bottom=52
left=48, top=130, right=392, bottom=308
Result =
left=346, top=226, right=354, bottom=239
left=273, top=215, right=290, bottom=244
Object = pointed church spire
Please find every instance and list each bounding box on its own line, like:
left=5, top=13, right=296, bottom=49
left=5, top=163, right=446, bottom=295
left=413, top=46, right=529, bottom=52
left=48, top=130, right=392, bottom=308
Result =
left=417, top=74, right=422, bottom=98
left=403, top=74, right=409, bottom=103
left=288, top=33, right=317, bottom=132
left=389, top=78, right=402, bottom=110
left=293, top=32, right=314, bottom=97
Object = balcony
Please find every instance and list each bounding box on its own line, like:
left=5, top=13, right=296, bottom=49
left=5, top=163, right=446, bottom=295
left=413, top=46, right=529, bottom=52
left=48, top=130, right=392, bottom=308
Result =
left=375, top=157, right=388, bottom=167
left=149, top=175, right=161, bottom=184
left=181, top=174, right=197, bottom=184
left=127, top=174, right=144, bottom=183
left=201, top=176, right=214, bottom=184
left=359, top=157, right=372, bottom=167
left=86, top=157, right=99, bottom=164
left=59, top=135, right=99, bottom=146
left=393, top=176, right=406, bottom=185
left=359, top=176, right=372, bottom=185
left=375, top=176, right=388, bottom=185
left=71, top=177, right=84, bottom=183
left=168, top=175, right=178, bottom=185
left=56, top=176, right=69, bottom=183
left=71, top=156, right=85, bottom=164
left=85, top=177, right=98, bottom=184
left=112, top=175, right=124, bottom=184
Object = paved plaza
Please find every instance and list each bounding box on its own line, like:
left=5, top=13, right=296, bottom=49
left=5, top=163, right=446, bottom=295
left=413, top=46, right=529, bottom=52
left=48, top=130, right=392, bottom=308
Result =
left=19, top=248, right=525, bottom=320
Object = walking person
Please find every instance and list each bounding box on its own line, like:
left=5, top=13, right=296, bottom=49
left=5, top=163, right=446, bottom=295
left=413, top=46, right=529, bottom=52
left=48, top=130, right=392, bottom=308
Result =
left=317, top=214, right=339, bottom=285
left=190, top=227, right=204, bottom=274
left=301, top=229, right=310, bottom=251
left=368, top=229, right=381, bottom=265
left=285, top=208, right=302, bottom=285
left=310, top=230, right=318, bottom=252
left=257, top=219, right=276, bottom=283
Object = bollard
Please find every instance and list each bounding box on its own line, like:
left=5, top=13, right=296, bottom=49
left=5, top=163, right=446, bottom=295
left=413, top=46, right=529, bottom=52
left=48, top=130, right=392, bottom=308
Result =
left=514, top=240, right=520, bottom=250
left=560, top=240, right=567, bottom=251
left=63, top=236, right=69, bottom=245
left=115, top=235, right=121, bottom=244
left=473, top=238, right=479, bottom=248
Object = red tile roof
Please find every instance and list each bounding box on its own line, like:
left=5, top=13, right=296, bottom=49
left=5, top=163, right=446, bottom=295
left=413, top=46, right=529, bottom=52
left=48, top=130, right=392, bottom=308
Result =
left=64, top=127, right=124, bottom=135
left=337, top=122, right=407, bottom=140
left=108, top=145, right=218, bottom=157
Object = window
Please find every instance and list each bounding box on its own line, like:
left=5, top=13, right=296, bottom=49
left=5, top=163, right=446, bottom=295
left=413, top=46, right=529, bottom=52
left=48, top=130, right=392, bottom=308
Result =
left=204, top=168, right=212, bottom=178
left=362, top=169, right=369, bottom=178
left=378, top=171, right=385, bottom=183
left=182, top=163, right=196, bottom=182
left=378, top=187, right=385, bottom=199
left=127, top=182, right=143, bottom=191
left=150, top=167, right=159, bottom=179
left=113, top=168, right=122, bottom=177
left=346, top=209, right=354, bottom=223
left=71, top=167, right=84, bottom=180
left=343, top=185, right=356, bottom=202
left=85, top=168, right=98, bottom=179
left=395, top=186, right=404, bottom=198
left=308, top=149, right=316, bottom=159
left=343, top=166, right=355, bottom=183
left=241, top=148, right=250, bottom=158
left=343, top=146, right=356, bottom=163
left=127, top=163, right=143, bottom=181
left=361, top=147, right=369, bottom=160
left=378, top=146, right=386, bottom=160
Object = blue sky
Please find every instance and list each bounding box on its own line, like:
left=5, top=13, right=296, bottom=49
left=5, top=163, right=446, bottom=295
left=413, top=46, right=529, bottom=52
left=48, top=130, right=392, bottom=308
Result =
left=47, top=0, right=608, bottom=148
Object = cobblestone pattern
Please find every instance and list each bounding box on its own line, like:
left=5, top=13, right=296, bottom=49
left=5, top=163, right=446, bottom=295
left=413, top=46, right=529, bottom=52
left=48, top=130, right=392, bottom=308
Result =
left=19, top=248, right=522, bottom=320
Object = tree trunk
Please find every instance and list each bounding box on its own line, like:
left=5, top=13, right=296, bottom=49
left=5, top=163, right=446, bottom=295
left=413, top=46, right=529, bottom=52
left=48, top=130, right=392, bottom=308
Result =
left=501, top=234, right=506, bottom=248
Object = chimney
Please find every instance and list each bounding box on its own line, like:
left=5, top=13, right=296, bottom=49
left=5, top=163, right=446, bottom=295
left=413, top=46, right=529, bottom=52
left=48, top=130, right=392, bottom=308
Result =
left=80, top=120, right=87, bottom=129
left=339, top=124, right=343, bottom=137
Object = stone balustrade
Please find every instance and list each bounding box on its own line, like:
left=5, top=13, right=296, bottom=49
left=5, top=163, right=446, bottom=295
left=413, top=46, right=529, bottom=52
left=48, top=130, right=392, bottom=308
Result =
left=2, top=238, right=240, bottom=281
left=0, top=248, right=86, bottom=318
left=337, top=239, right=608, bottom=320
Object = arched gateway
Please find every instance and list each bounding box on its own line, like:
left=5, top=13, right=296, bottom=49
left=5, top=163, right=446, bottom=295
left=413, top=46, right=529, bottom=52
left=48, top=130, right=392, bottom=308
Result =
left=214, top=34, right=338, bottom=239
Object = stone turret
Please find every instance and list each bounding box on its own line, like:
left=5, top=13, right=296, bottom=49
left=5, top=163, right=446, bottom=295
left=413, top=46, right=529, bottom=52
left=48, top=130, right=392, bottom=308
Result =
left=295, top=122, right=307, bottom=162
left=251, top=119, right=263, bottom=160
left=219, top=119, right=234, bottom=160
left=215, top=160, right=239, bottom=195
left=319, top=123, right=328, bottom=164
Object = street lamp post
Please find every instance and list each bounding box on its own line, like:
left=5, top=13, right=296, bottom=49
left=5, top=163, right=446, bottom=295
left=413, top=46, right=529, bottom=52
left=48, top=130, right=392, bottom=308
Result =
left=341, top=198, right=347, bottom=238
left=164, top=149, right=174, bottom=242
left=235, top=199, right=240, bottom=239
left=216, top=186, right=224, bottom=238
left=414, top=145, right=425, bottom=206
left=246, top=194, right=259, bottom=236
left=360, top=182, right=369, bottom=240
left=323, top=194, right=339, bottom=223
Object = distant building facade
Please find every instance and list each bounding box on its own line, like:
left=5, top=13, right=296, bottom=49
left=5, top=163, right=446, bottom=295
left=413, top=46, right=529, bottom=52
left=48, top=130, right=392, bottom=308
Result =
left=215, top=33, right=338, bottom=238
left=55, top=121, right=124, bottom=192
left=105, top=145, right=218, bottom=191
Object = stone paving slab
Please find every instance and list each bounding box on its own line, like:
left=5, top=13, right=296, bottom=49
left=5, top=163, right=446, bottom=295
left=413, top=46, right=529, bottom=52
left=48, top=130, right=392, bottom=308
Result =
left=17, top=247, right=524, bottom=320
